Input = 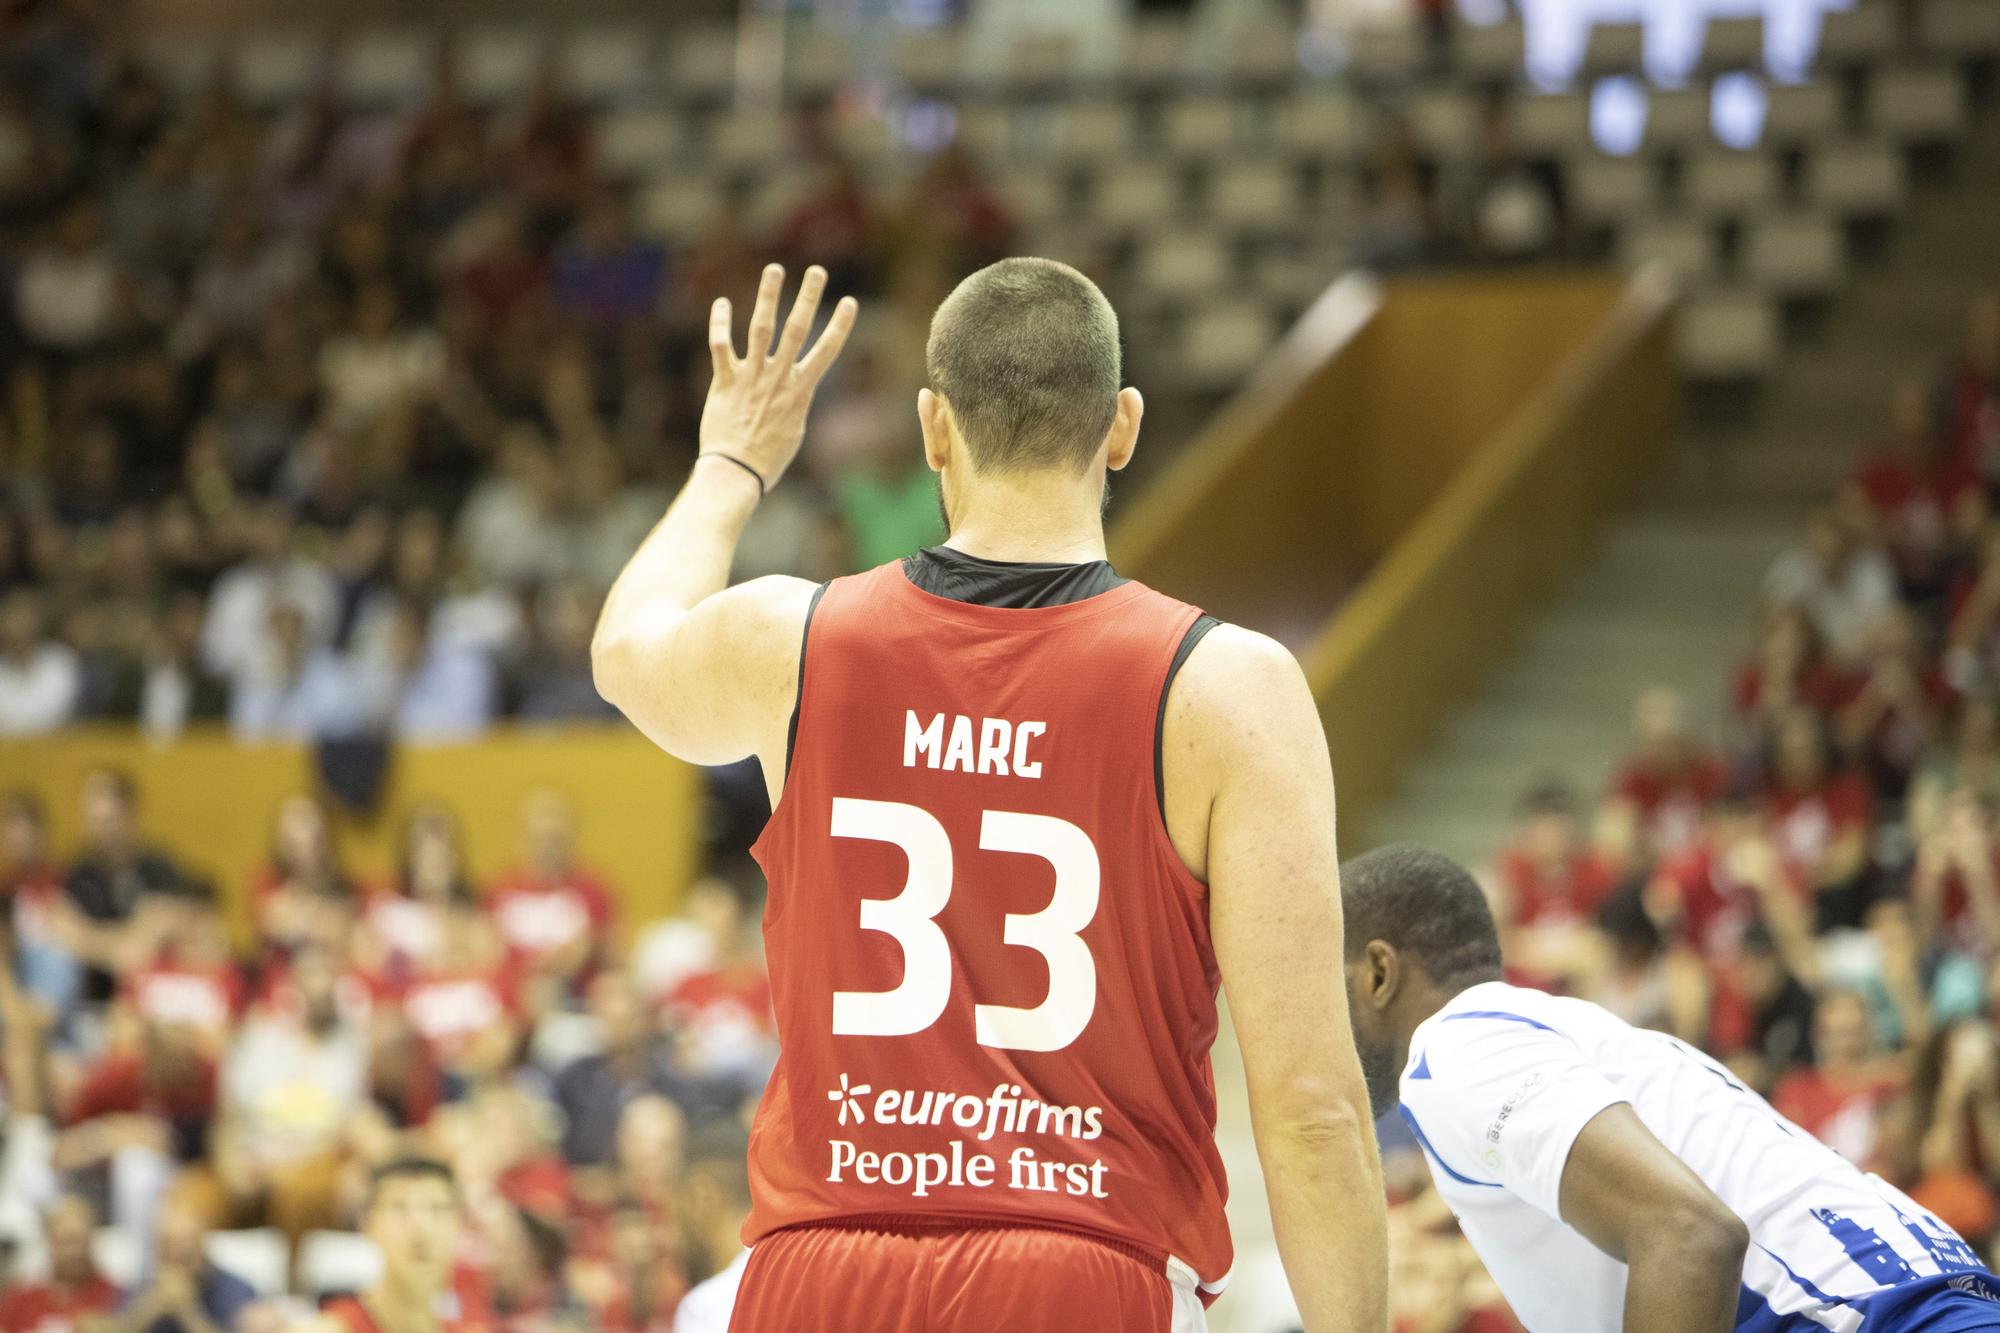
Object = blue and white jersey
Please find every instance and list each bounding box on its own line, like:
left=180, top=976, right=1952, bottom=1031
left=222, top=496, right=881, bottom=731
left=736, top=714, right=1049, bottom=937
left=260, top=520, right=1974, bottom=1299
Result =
left=1398, top=981, right=1997, bottom=1333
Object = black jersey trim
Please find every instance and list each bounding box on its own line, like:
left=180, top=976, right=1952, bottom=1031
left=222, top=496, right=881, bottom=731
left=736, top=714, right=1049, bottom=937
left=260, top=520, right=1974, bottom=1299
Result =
left=901, top=546, right=1127, bottom=607
left=1155, top=614, right=1222, bottom=821
left=784, top=582, right=830, bottom=780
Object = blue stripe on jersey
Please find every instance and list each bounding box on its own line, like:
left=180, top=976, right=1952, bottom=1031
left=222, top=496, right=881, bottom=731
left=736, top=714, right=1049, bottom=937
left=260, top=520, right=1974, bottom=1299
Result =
left=1396, top=1104, right=1502, bottom=1189
left=1759, top=1243, right=1851, bottom=1310
left=1737, top=1272, right=2000, bottom=1332
left=1441, top=1009, right=1562, bottom=1034
left=1410, top=1051, right=1432, bottom=1080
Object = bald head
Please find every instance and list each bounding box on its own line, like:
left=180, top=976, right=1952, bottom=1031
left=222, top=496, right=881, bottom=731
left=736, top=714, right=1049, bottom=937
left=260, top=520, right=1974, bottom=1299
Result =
left=926, top=258, right=1122, bottom=475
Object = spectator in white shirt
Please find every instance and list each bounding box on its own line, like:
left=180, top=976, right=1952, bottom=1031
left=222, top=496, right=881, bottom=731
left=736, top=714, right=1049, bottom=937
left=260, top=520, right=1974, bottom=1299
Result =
left=1765, top=508, right=1898, bottom=668
left=0, top=588, right=80, bottom=735
left=13, top=198, right=123, bottom=352
left=316, top=279, right=444, bottom=427
left=199, top=500, right=337, bottom=682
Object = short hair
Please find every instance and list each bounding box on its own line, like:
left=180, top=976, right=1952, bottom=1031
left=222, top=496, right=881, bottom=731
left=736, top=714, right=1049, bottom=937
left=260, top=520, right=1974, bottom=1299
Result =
left=365, top=1156, right=456, bottom=1206
left=1341, top=844, right=1503, bottom=990
left=926, top=257, right=1121, bottom=475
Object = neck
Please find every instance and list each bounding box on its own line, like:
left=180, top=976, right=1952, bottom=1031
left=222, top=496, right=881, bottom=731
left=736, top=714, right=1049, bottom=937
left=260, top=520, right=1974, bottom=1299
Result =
left=370, top=1273, right=439, bottom=1329
left=943, top=471, right=1108, bottom=565
left=1393, top=971, right=1499, bottom=1075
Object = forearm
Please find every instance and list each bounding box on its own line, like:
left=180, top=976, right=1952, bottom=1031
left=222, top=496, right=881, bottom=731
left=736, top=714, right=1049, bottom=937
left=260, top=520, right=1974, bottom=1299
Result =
left=1255, top=1105, right=1388, bottom=1333
left=1621, top=1228, right=1746, bottom=1333
left=594, top=457, right=761, bottom=656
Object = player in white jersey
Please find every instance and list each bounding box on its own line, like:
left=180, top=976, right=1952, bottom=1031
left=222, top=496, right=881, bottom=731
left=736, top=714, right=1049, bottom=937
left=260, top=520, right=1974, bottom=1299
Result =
left=1341, top=844, right=2000, bottom=1333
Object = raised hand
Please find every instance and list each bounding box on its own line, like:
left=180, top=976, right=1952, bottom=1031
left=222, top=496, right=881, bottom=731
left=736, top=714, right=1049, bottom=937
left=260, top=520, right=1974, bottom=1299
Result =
left=700, top=262, right=859, bottom=493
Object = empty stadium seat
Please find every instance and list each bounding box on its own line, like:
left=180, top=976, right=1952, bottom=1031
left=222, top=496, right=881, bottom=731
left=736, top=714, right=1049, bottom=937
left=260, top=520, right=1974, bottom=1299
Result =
left=1814, top=3, right=1898, bottom=69
left=1682, top=151, right=1781, bottom=215
left=1676, top=289, right=1781, bottom=378
left=788, top=30, right=855, bottom=100
left=1137, top=233, right=1233, bottom=300
left=1178, top=303, right=1278, bottom=388
left=205, top=1229, right=289, bottom=1299
left=663, top=26, right=738, bottom=103
left=635, top=179, right=723, bottom=242
left=893, top=29, right=962, bottom=90
left=1762, top=82, right=1843, bottom=146
left=454, top=28, right=542, bottom=106
left=1582, top=21, right=1647, bottom=78
left=1089, top=163, right=1182, bottom=230
left=1229, top=22, right=1301, bottom=84
left=1119, top=17, right=1189, bottom=87
left=1345, top=20, right=1424, bottom=84
left=1568, top=156, right=1661, bottom=225
left=299, top=1232, right=383, bottom=1297
left=1453, top=18, right=1526, bottom=83
left=337, top=29, right=432, bottom=108
left=1162, top=97, right=1242, bottom=158
left=557, top=27, right=651, bottom=104
left=1620, top=216, right=1720, bottom=283
left=1642, top=88, right=1712, bottom=153
left=1699, top=17, right=1765, bottom=75
left=1918, top=0, right=2000, bottom=58
left=1407, top=89, right=1479, bottom=161
left=1274, top=90, right=1362, bottom=158
left=708, top=106, right=791, bottom=168
left=1803, top=138, right=1908, bottom=216
left=1046, top=100, right=1136, bottom=163
left=1205, top=160, right=1303, bottom=230
left=232, top=32, right=322, bottom=107
left=1507, top=94, right=1593, bottom=158
left=1742, top=213, right=1847, bottom=297
left=1866, top=65, right=1967, bottom=143
left=597, top=110, right=683, bottom=181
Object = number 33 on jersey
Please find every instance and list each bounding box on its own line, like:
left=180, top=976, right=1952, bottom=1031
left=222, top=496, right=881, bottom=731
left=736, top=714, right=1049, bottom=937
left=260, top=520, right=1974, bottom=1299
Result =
left=746, top=562, right=1236, bottom=1298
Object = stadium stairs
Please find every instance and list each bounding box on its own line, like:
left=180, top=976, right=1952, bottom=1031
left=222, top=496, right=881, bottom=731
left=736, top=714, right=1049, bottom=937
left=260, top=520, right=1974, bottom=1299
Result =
left=1365, top=106, right=2000, bottom=867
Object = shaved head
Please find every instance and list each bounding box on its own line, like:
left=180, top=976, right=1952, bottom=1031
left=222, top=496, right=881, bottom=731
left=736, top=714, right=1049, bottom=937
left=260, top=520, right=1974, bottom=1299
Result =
left=926, top=257, right=1122, bottom=475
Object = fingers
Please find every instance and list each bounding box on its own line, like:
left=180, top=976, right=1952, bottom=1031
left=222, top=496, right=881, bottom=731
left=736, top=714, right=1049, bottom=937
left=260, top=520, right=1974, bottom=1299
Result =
left=744, top=263, right=784, bottom=362
left=773, top=265, right=827, bottom=368
left=798, top=295, right=860, bottom=383
left=707, top=297, right=735, bottom=382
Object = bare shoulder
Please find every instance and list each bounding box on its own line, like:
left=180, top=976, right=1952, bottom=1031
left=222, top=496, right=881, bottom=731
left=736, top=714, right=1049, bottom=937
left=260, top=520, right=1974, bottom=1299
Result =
left=702, top=573, right=819, bottom=650
left=1165, top=622, right=1319, bottom=756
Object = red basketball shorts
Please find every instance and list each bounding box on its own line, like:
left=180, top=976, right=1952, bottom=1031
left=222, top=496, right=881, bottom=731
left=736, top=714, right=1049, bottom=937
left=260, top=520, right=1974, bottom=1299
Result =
left=725, top=1217, right=1207, bottom=1332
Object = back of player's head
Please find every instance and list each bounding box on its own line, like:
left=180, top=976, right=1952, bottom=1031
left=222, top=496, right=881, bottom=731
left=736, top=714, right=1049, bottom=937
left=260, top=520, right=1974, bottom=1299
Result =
left=1341, top=843, right=1503, bottom=991
left=926, top=257, right=1121, bottom=476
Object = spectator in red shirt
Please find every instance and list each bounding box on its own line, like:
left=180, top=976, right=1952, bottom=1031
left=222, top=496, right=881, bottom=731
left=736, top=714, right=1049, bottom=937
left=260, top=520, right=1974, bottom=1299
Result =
left=390, top=899, right=520, bottom=1100
left=1609, top=686, right=1729, bottom=858
left=1848, top=377, right=1980, bottom=601
left=1490, top=782, right=1618, bottom=990
left=317, top=1157, right=490, bottom=1333
left=248, top=792, right=357, bottom=970
left=1646, top=789, right=1816, bottom=983
left=1937, top=291, right=2000, bottom=481
left=1877, top=1020, right=2000, bottom=1248
left=1773, top=988, right=1904, bottom=1166
left=56, top=1019, right=218, bottom=1180
left=1837, top=605, right=1949, bottom=801
left=121, top=881, right=243, bottom=1058
left=359, top=803, right=481, bottom=984
left=1910, top=695, right=2000, bottom=846
left=0, top=1194, right=119, bottom=1333
left=1763, top=707, right=1876, bottom=929
left=486, top=789, right=614, bottom=1007
left=1733, top=606, right=1842, bottom=745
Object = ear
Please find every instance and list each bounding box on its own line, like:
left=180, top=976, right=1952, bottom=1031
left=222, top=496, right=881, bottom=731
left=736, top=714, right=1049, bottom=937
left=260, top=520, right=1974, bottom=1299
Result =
left=1104, top=386, right=1143, bottom=473
left=918, top=388, right=951, bottom=474
left=1363, top=939, right=1402, bottom=1010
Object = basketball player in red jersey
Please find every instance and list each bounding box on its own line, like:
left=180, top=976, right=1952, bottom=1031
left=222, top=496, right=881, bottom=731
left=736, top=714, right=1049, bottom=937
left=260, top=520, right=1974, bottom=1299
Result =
left=593, top=260, right=1387, bottom=1331
left=316, top=1159, right=487, bottom=1333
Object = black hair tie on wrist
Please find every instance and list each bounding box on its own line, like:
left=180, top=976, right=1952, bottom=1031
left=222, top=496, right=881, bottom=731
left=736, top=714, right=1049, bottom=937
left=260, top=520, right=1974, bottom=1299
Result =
left=707, top=452, right=766, bottom=496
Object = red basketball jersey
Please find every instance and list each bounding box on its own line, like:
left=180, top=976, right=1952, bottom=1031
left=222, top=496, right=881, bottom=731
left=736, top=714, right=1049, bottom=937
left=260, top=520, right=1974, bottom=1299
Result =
left=747, top=560, right=1232, bottom=1295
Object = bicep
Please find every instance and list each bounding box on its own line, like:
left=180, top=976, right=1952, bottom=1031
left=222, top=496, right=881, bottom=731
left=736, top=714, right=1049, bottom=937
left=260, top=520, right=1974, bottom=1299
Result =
left=594, top=575, right=813, bottom=767
left=1188, top=630, right=1355, bottom=1118
left=1557, top=1102, right=1723, bottom=1262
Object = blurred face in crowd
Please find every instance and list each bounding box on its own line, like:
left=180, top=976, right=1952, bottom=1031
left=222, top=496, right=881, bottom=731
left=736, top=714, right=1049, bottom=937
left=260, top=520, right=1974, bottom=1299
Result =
left=267, top=602, right=307, bottom=675
left=1632, top=688, right=1691, bottom=769
left=80, top=769, right=136, bottom=851
left=393, top=509, right=445, bottom=591
left=1, top=795, right=46, bottom=869
left=616, top=1094, right=687, bottom=1184
left=683, top=877, right=743, bottom=951
left=1804, top=513, right=1852, bottom=576
left=589, top=971, right=647, bottom=1051
left=1774, top=712, right=1827, bottom=792
left=274, top=793, right=332, bottom=877
left=44, top=1195, right=95, bottom=1283
left=364, top=1174, right=460, bottom=1292
left=0, top=588, right=42, bottom=657
left=1517, top=798, right=1577, bottom=867
left=522, top=788, right=573, bottom=875
left=290, top=944, right=344, bottom=1035
left=152, top=1199, right=207, bottom=1274
left=404, top=807, right=460, bottom=903
left=1815, top=991, right=1875, bottom=1069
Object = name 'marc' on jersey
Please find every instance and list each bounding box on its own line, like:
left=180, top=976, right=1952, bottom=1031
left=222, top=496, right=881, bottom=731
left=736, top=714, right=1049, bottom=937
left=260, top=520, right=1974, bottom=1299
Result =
left=745, top=560, right=1235, bottom=1294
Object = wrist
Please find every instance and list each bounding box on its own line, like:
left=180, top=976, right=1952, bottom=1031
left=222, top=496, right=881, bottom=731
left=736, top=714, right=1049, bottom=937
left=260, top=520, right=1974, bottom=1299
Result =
left=696, top=449, right=768, bottom=499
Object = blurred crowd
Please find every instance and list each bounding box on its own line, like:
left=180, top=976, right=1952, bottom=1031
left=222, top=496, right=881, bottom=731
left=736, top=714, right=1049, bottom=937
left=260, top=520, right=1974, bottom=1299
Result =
left=0, top=0, right=1042, bottom=743
left=0, top=768, right=772, bottom=1330
left=1376, top=292, right=2000, bottom=1333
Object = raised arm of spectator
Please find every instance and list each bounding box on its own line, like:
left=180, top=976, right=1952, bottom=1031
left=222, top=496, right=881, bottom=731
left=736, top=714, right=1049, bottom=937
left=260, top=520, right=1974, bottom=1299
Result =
left=592, top=264, right=855, bottom=793
left=1729, top=837, right=1819, bottom=987
left=1169, top=626, right=1387, bottom=1331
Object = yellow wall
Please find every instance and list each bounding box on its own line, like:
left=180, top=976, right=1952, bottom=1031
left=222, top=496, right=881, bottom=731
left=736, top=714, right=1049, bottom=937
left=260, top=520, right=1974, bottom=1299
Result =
left=0, top=727, right=705, bottom=935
